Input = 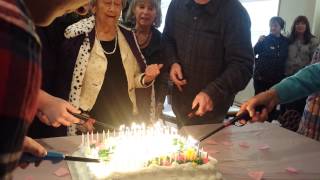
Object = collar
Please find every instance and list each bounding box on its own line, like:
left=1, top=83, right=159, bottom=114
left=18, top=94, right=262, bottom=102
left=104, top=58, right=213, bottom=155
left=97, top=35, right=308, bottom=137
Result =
left=185, top=0, right=221, bottom=15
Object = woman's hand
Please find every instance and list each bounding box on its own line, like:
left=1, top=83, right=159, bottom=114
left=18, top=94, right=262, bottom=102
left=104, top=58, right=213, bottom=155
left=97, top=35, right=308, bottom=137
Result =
left=144, top=64, right=163, bottom=84
left=37, top=90, right=80, bottom=127
left=238, top=89, right=280, bottom=122
left=19, top=136, right=47, bottom=169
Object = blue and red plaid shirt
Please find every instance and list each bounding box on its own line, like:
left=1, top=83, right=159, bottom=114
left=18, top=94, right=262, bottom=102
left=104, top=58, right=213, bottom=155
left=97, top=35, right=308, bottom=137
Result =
left=0, top=0, right=41, bottom=179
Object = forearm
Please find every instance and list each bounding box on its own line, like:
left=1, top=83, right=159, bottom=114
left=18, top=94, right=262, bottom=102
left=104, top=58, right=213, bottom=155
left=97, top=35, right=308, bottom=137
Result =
left=272, top=63, right=320, bottom=104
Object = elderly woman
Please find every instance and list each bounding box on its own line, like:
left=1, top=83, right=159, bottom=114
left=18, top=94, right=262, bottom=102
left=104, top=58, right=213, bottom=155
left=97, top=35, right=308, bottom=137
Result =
left=28, top=0, right=162, bottom=138
left=125, top=0, right=168, bottom=121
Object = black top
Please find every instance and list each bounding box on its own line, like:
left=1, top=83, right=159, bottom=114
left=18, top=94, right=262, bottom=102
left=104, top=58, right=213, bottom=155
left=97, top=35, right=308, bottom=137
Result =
left=90, top=38, right=133, bottom=129
left=254, top=34, right=289, bottom=83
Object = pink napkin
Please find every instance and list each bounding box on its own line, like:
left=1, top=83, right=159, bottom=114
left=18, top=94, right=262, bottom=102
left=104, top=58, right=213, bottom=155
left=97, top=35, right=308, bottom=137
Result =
left=24, top=176, right=34, bottom=180
left=286, top=167, right=299, bottom=174
left=54, top=167, right=70, bottom=177
left=248, top=171, right=264, bottom=180
left=205, top=139, right=218, bottom=145
left=258, top=144, right=270, bottom=150
left=222, top=141, right=233, bottom=146
left=239, top=142, right=250, bottom=148
left=203, top=147, right=220, bottom=154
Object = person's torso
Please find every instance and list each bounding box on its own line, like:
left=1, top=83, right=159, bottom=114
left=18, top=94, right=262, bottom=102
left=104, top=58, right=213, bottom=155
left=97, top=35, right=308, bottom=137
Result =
left=286, top=38, right=317, bottom=75
left=170, top=0, right=228, bottom=96
left=254, top=35, right=289, bottom=82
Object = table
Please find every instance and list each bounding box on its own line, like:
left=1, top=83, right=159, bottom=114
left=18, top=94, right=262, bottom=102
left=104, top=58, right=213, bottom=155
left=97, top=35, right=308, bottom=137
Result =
left=14, top=123, right=320, bottom=180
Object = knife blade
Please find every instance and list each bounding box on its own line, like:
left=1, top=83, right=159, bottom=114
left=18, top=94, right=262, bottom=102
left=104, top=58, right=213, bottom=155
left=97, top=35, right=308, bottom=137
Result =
left=20, top=151, right=100, bottom=164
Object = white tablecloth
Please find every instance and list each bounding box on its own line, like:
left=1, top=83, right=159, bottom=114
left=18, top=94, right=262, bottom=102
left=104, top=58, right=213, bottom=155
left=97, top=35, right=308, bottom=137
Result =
left=14, top=123, right=320, bottom=180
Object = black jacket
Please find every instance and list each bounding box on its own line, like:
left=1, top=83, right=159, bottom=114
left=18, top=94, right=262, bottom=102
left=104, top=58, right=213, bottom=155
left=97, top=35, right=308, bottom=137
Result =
left=254, top=34, right=289, bottom=83
left=163, top=0, right=254, bottom=125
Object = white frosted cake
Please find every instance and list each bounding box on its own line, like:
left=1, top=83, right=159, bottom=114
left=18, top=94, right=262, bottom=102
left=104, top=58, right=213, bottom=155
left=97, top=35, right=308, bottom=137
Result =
left=68, top=122, right=223, bottom=180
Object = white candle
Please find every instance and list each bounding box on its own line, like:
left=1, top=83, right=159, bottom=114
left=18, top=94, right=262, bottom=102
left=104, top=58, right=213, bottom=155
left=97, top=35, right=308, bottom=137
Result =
left=81, top=133, right=84, bottom=146
left=96, top=132, right=99, bottom=144
left=87, top=132, right=90, bottom=145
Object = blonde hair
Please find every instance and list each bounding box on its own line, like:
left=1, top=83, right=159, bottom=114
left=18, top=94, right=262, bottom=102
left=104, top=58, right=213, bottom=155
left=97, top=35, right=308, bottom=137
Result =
left=125, top=0, right=162, bottom=28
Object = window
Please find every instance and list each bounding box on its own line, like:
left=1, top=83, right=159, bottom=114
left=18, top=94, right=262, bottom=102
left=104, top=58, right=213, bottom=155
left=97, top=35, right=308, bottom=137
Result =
left=240, top=0, right=280, bottom=45
left=159, top=0, right=280, bottom=45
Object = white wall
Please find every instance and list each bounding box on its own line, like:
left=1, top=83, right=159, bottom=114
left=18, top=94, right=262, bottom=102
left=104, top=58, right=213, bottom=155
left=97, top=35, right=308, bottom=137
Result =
left=278, top=0, right=318, bottom=35
left=235, top=0, right=320, bottom=105
left=313, top=0, right=320, bottom=38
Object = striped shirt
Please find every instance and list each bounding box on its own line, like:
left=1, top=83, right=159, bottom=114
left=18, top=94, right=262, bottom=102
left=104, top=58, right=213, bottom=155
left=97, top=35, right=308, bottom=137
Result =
left=0, top=0, right=41, bottom=179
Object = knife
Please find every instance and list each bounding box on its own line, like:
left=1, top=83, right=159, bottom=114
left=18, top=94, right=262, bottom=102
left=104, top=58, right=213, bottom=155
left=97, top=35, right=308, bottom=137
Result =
left=198, top=105, right=265, bottom=142
left=20, top=151, right=100, bottom=164
left=71, top=112, right=115, bottom=129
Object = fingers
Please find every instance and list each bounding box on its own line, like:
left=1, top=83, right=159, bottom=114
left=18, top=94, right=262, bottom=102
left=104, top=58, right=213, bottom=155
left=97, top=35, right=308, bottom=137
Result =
left=66, top=103, right=80, bottom=114
left=56, top=117, right=72, bottom=126
left=23, top=137, right=47, bottom=157
left=196, top=102, right=206, bottom=116
left=246, top=99, right=258, bottom=118
left=170, top=72, right=187, bottom=92
left=193, top=92, right=213, bottom=117
left=251, top=108, right=269, bottom=122
left=63, top=111, right=80, bottom=124
left=170, top=63, right=187, bottom=92
left=192, top=99, right=199, bottom=109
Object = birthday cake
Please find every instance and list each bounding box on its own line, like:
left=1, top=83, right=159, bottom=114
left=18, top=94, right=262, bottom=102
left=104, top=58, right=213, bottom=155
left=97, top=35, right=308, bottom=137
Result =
left=68, top=122, right=223, bottom=180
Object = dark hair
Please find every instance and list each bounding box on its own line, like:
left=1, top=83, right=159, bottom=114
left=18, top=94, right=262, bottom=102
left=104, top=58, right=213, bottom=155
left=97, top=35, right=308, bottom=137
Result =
left=289, top=15, right=314, bottom=44
left=269, top=16, right=285, bottom=30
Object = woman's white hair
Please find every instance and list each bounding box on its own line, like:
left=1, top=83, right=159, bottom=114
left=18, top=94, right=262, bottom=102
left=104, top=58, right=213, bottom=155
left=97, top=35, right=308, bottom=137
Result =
left=89, top=0, right=128, bottom=10
left=125, top=0, right=162, bottom=28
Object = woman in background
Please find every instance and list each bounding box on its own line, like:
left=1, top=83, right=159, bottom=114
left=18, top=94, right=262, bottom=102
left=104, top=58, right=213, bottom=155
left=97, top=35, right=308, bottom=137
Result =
left=125, top=0, right=168, bottom=122
left=253, top=16, right=289, bottom=121
left=281, top=15, right=319, bottom=119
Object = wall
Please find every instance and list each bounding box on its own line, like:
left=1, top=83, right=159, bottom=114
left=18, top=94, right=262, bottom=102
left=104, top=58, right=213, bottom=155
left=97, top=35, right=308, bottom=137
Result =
left=235, top=0, right=320, bottom=105
left=278, top=0, right=318, bottom=35
left=313, top=0, right=320, bottom=38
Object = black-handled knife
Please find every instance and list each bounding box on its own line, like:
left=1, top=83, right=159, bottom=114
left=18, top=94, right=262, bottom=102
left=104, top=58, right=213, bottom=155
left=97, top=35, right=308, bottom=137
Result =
left=20, top=151, right=100, bottom=164
left=70, top=112, right=115, bottom=129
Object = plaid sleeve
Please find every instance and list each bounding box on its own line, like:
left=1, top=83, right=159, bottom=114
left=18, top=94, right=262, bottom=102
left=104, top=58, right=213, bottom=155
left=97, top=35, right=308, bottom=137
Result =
left=0, top=19, right=41, bottom=179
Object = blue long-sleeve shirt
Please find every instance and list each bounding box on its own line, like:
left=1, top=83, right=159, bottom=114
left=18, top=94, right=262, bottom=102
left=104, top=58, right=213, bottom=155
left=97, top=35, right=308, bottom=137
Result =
left=272, top=63, right=320, bottom=104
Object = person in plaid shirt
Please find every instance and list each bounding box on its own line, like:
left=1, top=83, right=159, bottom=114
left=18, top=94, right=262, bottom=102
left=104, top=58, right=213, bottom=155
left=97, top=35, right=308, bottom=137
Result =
left=0, top=0, right=87, bottom=179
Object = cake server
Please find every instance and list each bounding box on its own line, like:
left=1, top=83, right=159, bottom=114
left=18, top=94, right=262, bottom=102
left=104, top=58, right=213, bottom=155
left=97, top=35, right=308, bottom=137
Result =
left=20, top=151, right=100, bottom=164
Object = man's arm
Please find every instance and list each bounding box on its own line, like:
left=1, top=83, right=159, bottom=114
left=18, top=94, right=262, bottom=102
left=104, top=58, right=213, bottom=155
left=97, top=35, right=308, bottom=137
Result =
left=202, top=2, right=254, bottom=101
left=272, top=63, right=320, bottom=104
